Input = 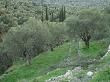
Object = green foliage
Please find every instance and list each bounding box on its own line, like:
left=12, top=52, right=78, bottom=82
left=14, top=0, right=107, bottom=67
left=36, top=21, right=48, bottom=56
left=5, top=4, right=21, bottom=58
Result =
left=0, top=53, right=12, bottom=75
left=59, top=6, right=66, bottom=22
left=65, top=9, right=109, bottom=48
left=46, top=22, right=66, bottom=50
left=0, top=14, right=17, bottom=32
left=2, top=18, right=50, bottom=64
left=45, top=6, right=49, bottom=21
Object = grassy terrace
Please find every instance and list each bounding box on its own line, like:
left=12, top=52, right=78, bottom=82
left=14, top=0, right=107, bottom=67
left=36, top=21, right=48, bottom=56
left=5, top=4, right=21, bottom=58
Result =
left=0, top=40, right=108, bottom=82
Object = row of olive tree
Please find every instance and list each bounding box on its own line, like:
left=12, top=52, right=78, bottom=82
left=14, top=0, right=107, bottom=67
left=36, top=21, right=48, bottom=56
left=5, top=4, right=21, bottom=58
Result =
left=1, top=18, right=66, bottom=65
left=2, top=18, right=48, bottom=65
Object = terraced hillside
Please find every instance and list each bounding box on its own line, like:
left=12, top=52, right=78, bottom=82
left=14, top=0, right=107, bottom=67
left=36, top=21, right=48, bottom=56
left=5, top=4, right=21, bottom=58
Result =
left=0, top=40, right=109, bottom=82
left=32, top=0, right=110, bottom=8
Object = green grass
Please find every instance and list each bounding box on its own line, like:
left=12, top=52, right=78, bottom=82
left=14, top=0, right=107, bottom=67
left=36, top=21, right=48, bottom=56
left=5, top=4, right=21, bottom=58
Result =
left=89, top=52, right=110, bottom=82
left=35, top=41, right=108, bottom=82
left=81, top=41, right=107, bottom=58
left=0, top=40, right=108, bottom=82
left=33, top=68, right=67, bottom=82
left=0, top=43, right=70, bottom=82
left=33, top=67, right=87, bottom=82
left=90, top=67, right=110, bottom=82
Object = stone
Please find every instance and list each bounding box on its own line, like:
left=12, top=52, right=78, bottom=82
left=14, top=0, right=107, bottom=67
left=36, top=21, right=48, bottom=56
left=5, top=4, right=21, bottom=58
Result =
left=87, top=71, right=93, bottom=77
left=73, top=66, right=81, bottom=72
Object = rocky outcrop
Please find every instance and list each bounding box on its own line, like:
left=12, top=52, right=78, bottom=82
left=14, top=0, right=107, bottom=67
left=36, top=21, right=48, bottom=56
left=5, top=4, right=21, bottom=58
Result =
left=46, top=66, right=94, bottom=82
left=45, top=66, right=82, bottom=82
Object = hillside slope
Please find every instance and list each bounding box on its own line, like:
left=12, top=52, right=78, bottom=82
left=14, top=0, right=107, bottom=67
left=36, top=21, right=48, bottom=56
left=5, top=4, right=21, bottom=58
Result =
left=32, top=0, right=110, bottom=8
left=0, top=40, right=109, bottom=82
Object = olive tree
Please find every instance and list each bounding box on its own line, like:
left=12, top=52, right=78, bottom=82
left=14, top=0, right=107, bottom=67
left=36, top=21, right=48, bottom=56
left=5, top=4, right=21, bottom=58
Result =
left=47, top=22, right=66, bottom=51
left=0, top=53, right=12, bottom=75
left=65, top=9, right=108, bottom=48
left=3, top=18, right=50, bottom=65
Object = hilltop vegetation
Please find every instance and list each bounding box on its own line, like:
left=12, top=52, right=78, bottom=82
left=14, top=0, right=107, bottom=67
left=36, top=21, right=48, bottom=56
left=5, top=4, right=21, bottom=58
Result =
left=32, top=0, right=110, bottom=8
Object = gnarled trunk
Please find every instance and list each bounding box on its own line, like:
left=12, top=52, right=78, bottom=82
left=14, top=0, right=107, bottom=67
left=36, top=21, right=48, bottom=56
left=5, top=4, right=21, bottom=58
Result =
left=85, top=40, right=90, bottom=48
left=80, top=33, right=91, bottom=48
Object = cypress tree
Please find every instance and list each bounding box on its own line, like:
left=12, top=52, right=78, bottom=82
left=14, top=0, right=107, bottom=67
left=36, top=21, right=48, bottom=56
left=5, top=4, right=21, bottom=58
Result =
left=59, top=6, right=63, bottom=22
left=41, top=11, right=44, bottom=22
left=63, top=6, right=66, bottom=21
left=45, top=6, right=49, bottom=21
left=59, top=5, right=66, bottom=22
left=41, top=1, right=44, bottom=22
left=51, top=11, right=54, bottom=22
